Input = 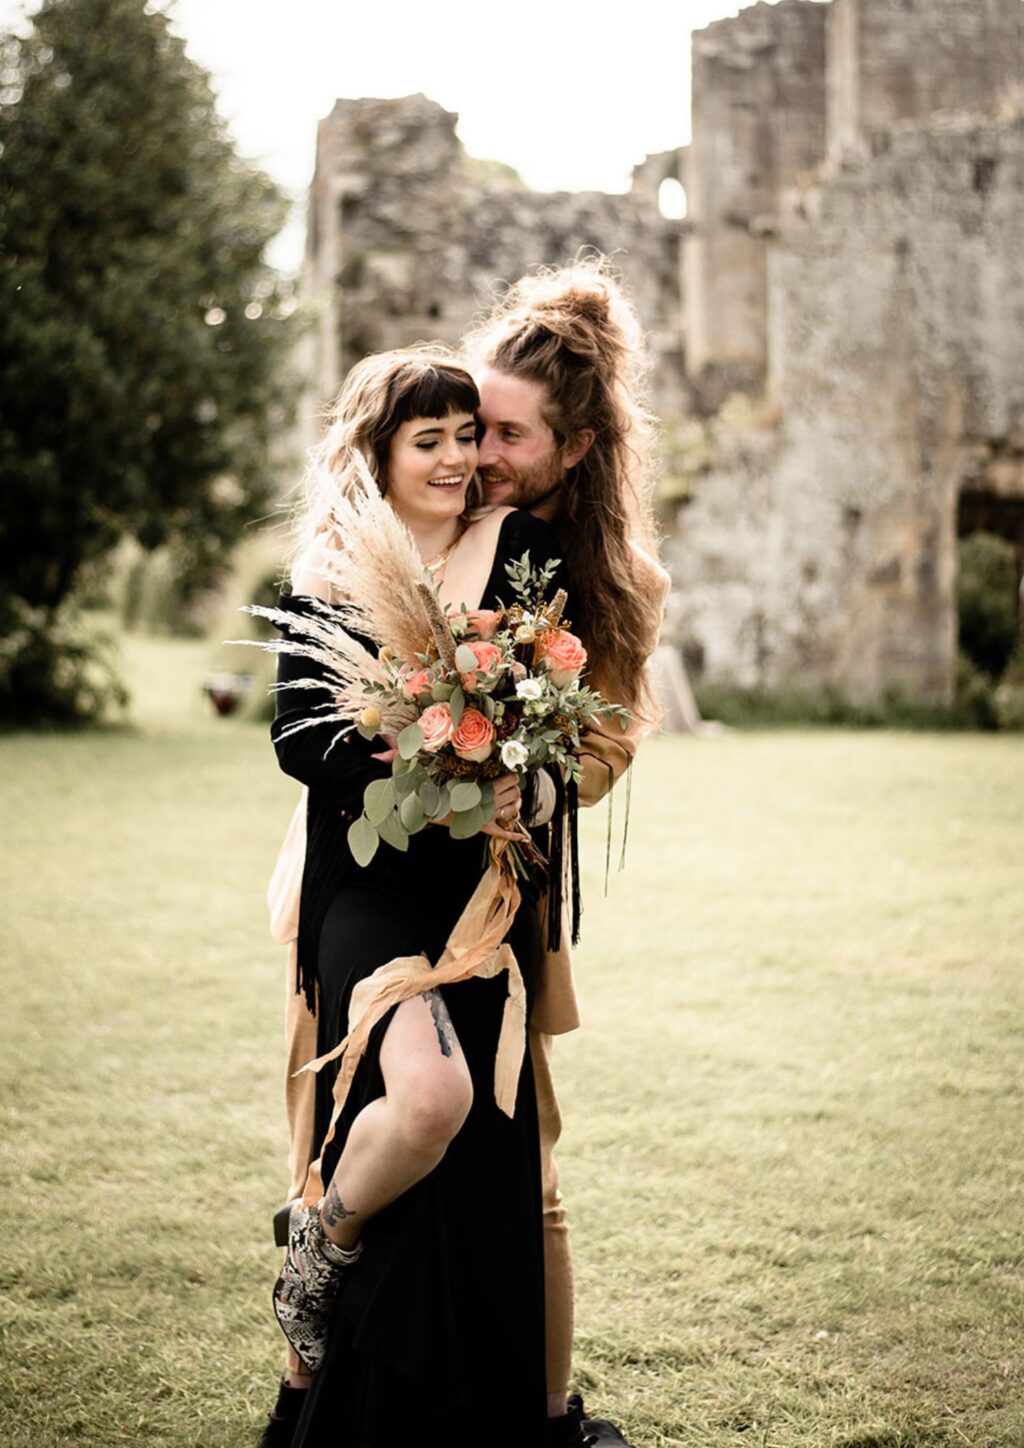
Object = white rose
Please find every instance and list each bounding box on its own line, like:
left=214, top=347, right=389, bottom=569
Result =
left=515, top=677, right=544, bottom=701
left=500, top=738, right=530, bottom=771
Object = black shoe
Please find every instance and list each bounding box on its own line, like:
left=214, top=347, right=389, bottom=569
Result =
left=255, top=1379, right=308, bottom=1448
left=546, top=1396, right=595, bottom=1447
left=569, top=1394, right=636, bottom=1448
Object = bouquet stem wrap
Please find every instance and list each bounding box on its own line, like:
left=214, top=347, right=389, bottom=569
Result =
left=297, top=839, right=525, bottom=1208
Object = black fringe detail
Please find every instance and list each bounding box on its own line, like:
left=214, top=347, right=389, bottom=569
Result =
left=543, top=769, right=582, bottom=951
left=297, top=940, right=317, bottom=1015
left=545, top=767, right=567, bottom=952
left=568, top=776, right=581, bottom=946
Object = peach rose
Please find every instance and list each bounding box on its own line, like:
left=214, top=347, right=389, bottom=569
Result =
left=460, top=640, right=504, bottom=692
left=537, top=629, right=587, bottom=688
left=419, top=702, right=454, bottom=752
left=465, top=609, right=502, bottom=640
left=402, top=668, right=432, bottom=699
left=451, top=707, right=496, bottom=762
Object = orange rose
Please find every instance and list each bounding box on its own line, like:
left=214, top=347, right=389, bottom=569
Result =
left=402, top=668, right=432, bottom=699
left=419, top=702, right=454, bottom=752
left=536, top=629, right=587, bottom=688
left=465, top=609, right=502, bottom=640
left=451, top=707, right=496, bottom=762
left=460, top=641, right=504, bottom=692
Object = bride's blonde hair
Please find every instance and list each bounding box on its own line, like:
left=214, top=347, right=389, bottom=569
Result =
left=295, top=346, right=482, bottom=562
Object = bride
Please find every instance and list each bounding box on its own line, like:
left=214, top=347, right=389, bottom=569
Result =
left=263, top=347, right=574, bottom=1447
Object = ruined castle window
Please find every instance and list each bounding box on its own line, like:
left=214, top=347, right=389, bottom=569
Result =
left=658, top=177, right=688, bottom=221
left=972, top=157, right=996, bottom=197
left=427, top=302, right=442, bottom=319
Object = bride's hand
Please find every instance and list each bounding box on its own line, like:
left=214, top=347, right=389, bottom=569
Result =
left=481, top=773, right=529, bottom=842
left=371, top=735, right=398, bottom=763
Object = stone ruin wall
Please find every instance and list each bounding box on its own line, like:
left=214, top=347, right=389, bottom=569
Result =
left=300, top=94, right=687, bottom=434
left=683, top=0, right=829, bottom=407
left=300, top=0, right=1024, bottom=708
left=672, top=116, right=1024, bottom=700
left=667, top=0, right=1024, bottom=706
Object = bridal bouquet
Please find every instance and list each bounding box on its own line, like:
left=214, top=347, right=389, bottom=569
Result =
left=343, top=552, right=627, bottom=867
left=237, top=456, right=628, bottom=869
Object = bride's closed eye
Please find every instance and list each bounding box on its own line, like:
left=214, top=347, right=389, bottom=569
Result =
left=415, top=435, right=476, bottom=451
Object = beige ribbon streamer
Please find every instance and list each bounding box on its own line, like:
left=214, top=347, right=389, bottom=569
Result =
left=297, top=841, right=525, bottom=1207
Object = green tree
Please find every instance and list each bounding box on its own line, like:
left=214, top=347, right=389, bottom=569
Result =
left=0, top=0, right=299, bottom=721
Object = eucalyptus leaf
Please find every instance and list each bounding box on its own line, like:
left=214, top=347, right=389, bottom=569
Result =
left=450, top=779, right=482, bottom=812
left=431, top=682, right=454, bottom=703
left=418, top=778, right=441, bottom=817
left=398, top=721, right=425, bottom=760
left=455, top=644, right=479, bottom=673
left=449, top=686, right=465, bottom=728
left=393, top=768, right=420, bottom=798
left=377, top=810, right=410, bottom=853
left=449, top=803, right=488, bottom=839
left=347, top=814, right=380, bottom=867
left=480, top=694, right=496, bottom=721
left=364, top=777, right=395, bottom=826
left=399, top=793, right=427, bottom=833
left=428, top=783, right=452, bottom=821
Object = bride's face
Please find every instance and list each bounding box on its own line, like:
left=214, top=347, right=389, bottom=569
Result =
left=386, top=411, right=478, bottom=529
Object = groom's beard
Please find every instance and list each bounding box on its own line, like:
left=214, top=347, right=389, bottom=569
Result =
left=478, top=448, right=564, bottom=513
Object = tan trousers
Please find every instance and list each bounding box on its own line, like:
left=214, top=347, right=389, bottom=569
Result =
left=280, top=945, right=575, bottom=1392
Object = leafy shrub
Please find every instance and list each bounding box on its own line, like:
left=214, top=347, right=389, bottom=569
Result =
left=957, top=532, right=1019, bottom=678
left=693, top=682, right=964, bottom=731
left=954, top=650, right=999, bottom=730
left=0, top=600, right=129, bottom=726
left=994, top=682, right=1024, bottom=731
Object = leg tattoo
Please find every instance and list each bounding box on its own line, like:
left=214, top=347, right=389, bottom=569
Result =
left=322, top=1181, right=356, bottom=1229
left=423, top=988, right=456, bottom=1059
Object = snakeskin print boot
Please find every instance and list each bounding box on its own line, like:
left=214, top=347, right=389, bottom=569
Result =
left=271, top=1201, right=362, bottom=1373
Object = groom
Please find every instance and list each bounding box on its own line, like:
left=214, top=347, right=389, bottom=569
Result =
left=259, top=259, right=667, bottom=1448
left=466, top=258, right=669, bottom=1448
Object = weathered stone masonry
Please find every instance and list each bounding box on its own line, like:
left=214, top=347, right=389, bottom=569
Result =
left=301, top=0, right=1024, bottom=706
left=672, top=0, right=1024, bottom=705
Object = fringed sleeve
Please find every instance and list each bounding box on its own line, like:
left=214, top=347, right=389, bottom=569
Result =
left=270, top=592, right=391, bottom=1013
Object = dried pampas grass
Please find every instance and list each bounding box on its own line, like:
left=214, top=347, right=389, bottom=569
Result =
left=235, top=595, right=416, bottom=746
left=231, top=452, right=439, bottom=751
left=314, top=452, right=435, bottom=661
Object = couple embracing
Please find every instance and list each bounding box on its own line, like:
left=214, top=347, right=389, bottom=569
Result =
left=253, top=258, right=668, bottom=1448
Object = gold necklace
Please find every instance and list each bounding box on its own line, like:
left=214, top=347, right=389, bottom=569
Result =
left=423, top=526, right=464, bottom=584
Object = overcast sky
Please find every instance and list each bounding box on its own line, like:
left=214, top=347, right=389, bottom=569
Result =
left=1, top=0, right=818, bottom=269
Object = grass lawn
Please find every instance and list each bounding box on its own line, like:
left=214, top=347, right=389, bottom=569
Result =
left=2, top=632, right=1023, bottom=1447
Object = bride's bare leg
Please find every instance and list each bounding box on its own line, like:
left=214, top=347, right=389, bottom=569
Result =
left=318, top=988, right=472, bottom=1250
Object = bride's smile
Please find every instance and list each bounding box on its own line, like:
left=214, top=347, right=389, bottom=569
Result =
left=385, top=411, right=478, bottom=540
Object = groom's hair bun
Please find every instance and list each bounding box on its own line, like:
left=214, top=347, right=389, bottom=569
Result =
left=472, top=257, right=640, bottom=402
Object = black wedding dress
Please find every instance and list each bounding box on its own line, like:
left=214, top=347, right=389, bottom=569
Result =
left=270, top=509, right=570, bottom=1448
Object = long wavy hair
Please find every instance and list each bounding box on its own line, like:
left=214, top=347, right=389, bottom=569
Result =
left=465, top=257, right=663, bottom=715
left=295, top=346, right=482, bottom=565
